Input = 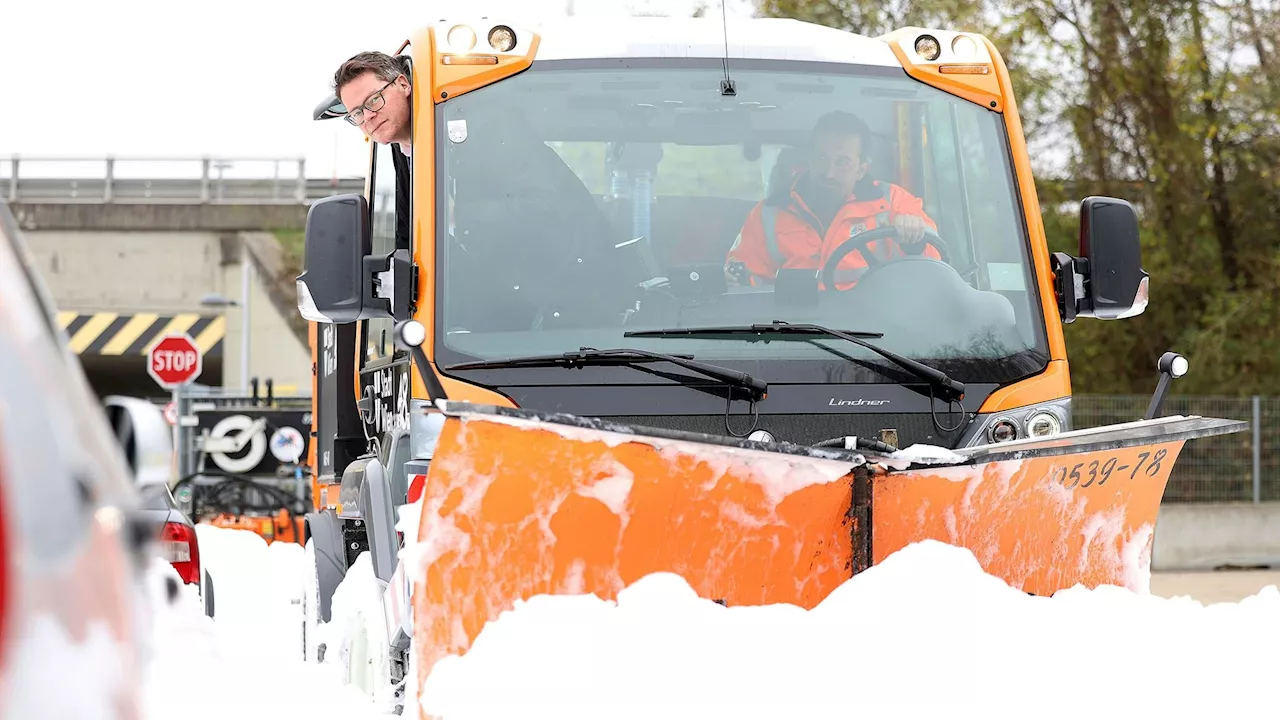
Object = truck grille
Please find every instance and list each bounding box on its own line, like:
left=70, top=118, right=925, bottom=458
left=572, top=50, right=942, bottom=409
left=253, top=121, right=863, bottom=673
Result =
left=597, top=412, right=969, bottom=450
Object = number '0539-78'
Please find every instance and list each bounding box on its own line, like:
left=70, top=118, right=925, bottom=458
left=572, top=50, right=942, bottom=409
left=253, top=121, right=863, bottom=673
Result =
left=1052, top=448, right=1170, bottom=489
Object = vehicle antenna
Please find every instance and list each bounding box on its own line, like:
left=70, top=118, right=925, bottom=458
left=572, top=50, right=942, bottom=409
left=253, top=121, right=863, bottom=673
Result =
left=719, top=0, right=736, bottom=96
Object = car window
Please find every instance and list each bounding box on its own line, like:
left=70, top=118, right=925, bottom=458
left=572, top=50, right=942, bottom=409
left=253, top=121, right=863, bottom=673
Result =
left=137, top=483, right=173, bottom=512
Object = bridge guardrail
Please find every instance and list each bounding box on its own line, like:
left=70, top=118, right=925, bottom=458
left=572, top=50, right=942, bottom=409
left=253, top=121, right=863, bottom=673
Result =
left=2, top=156, right=366, bottom=204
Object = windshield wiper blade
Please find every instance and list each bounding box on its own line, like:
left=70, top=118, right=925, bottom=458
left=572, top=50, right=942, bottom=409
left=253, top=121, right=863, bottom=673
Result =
left=444, top=347, right=768, bottom=401
left=625, top=321, right=964, bottom=403
left=626, top=324, right=885, bottom=339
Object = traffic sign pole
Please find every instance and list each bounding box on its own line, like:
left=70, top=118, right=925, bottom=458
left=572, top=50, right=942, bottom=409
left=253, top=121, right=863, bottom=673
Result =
left=172, top=385, right=181, bottom=483
left=148, top=332, right=203, bottom=484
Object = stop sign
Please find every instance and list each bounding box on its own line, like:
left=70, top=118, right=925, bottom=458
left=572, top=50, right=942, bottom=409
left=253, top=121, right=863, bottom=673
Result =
left=148, top=333, right=203, bottom=390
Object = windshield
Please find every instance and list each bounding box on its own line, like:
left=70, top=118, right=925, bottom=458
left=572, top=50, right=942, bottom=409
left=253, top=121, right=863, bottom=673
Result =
left=435, top=59, right=1048, bottom=386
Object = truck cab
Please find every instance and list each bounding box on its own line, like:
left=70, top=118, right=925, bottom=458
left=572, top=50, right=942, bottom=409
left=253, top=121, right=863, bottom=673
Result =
left=300, top=17, right=1149, bottom=458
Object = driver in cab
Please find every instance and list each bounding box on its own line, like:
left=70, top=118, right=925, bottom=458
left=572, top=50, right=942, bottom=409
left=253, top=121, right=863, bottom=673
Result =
left=724, top=111, right=942, bottom=291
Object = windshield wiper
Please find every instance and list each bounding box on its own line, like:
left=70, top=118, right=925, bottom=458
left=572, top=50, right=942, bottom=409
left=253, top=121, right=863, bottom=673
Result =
left=625, top=321, right=964, bottom=403
left=444, top=347, right=768, bottom=401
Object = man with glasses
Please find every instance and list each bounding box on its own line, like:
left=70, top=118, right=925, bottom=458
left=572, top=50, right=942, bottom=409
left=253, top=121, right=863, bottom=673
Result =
left=333, top=51, right=413, bottom=248
left=334, top=51, right=414, bottom=154
left=724, top=111, right=941, bottom=290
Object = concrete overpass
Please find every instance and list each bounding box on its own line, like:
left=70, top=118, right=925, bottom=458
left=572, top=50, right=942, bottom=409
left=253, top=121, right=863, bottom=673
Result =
left=4, top=155, right=365, bottom=400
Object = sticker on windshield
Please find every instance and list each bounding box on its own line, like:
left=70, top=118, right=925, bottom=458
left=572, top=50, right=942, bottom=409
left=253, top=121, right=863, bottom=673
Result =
left=987, top=262, right=1027, bottom=292
left=448, top=119, right=468, bottom=143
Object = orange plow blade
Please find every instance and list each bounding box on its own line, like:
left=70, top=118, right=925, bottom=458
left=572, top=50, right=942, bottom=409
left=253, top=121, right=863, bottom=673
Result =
left=873, top=439, right=1184, bottom=595
left=408, top=403, right=1245, bottom=713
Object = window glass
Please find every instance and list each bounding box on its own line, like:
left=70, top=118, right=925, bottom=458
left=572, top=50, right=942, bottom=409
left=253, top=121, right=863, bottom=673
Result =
left=365, top=140, right=401, bottom=363
left=437, top=60, right=1047, bottom=384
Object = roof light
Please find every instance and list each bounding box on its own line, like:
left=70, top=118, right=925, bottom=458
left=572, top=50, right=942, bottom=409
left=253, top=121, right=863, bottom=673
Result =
left=488, top=25, right=517, bottom=52
left=914, top=34, right=941, bottom=61
left=447, top=24, right=477, bottom=53
left=938, top=64, right=990, bottom=75
left=442, top=55, right=499, bottom=65
left=951, top=34, right=979, bottom=60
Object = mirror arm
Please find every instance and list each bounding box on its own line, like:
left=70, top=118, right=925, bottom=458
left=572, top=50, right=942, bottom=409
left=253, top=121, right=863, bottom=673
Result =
left=362, top=249, right=414, bottom=320
left=410, top=344, right=449, bottom=404
left=392, top=320, right=449, bottom=405
left=1050, top=251, right=1089, bottom=323
left=1144, top=352, right=1188, bottom=420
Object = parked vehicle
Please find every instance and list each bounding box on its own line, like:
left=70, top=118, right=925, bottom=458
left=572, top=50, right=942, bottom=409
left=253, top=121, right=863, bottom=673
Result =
left=103, top=395, right=217, bottom=617
left=0, top=200, right=156, bottom=718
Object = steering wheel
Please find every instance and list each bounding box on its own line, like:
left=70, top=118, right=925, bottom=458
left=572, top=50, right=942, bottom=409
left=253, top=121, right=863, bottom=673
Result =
left=820, top=225, right=952, bottom=292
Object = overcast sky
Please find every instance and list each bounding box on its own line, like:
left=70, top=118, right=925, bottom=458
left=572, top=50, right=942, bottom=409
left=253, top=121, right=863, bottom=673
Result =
left=1, top=0, right=755, bottom=180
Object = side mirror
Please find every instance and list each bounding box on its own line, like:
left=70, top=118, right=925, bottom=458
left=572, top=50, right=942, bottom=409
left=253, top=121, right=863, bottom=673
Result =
left=1050, top=196, right=1150, bottom=323
left=312, top=91, right=346, bottom=121
left=295, top=193, right=415, bottom=325
left=296, top=193, right=370, bottom=323
left=102, top=395, right=173, bottom=486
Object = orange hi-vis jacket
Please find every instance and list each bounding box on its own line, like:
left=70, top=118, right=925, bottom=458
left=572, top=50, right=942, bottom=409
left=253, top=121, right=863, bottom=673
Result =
left=725, top=176, right=941, bottom=290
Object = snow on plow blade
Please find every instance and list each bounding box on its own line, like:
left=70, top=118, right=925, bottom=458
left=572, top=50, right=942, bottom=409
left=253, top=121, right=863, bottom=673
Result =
left=409, top=402, right=1245, bottom=703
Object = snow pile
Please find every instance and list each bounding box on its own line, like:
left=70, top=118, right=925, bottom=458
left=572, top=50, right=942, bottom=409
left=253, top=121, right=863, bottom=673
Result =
left=876, top=442, right=967, bottom=470
left=420, top=540, right=1280, bottom=720
left=142, top=525, right=394, bottom=720
left=0, top=602, right=135, bottom=720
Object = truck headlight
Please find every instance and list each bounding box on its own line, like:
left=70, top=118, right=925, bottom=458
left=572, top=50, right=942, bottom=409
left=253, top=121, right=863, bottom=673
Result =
left=959, top=397, right=1072, bottom=448
left=1025, top=410, right=1063, bottom=438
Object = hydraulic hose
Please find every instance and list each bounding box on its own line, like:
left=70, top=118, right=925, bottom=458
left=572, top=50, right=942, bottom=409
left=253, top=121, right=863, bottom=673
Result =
left=813, top=436, right=899, bottom=454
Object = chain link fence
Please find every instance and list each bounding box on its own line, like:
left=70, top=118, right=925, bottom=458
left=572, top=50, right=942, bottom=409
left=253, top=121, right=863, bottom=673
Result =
left=1073, top=395, right=1279, bottom=504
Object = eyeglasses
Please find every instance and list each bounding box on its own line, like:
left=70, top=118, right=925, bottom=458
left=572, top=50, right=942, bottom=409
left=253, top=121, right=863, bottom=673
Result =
left=344, top=78, right=398, bottom=127
left=811, top=153, right=857, bottom=172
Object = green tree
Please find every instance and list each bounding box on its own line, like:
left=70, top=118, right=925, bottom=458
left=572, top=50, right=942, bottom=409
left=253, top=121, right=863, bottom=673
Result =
left=755, top=0, right=1280, bottom=396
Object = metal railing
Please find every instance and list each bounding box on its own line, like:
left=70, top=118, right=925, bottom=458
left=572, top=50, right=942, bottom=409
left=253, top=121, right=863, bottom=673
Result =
left=1074, top=394, right=1279, bottom=504
left=2, top=156, right=365, bottom=205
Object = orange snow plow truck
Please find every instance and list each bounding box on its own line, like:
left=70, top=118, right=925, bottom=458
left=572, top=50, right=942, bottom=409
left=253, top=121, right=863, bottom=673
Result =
left=296, top=15, right=1246, bottom=716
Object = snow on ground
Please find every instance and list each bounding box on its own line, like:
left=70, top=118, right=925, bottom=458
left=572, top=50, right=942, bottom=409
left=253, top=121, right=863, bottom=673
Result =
left=418, top=541, right=1280, bottom=720
left=143, top=526, right=1280, bottom=720
left=142, top=525, right=394, bottom=720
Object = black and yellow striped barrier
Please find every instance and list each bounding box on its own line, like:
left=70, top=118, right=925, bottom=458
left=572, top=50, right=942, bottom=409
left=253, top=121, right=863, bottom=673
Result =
left=56, top=311, right=225, bottom=357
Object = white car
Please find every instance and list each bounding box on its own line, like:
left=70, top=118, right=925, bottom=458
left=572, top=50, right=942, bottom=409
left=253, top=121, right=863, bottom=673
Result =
left=0, top=200, right=157, bottom=718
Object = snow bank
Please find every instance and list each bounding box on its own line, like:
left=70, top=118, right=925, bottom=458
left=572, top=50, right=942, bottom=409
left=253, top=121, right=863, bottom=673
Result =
left=139, top=523, right=1280, bottom=720
left=419, top=540, right=1280, bottom=720
left=876, top=442, right=967, bottom=470
left=143, top=525, right=394, bottom=720
left=0, top=603, right=134, bottom=720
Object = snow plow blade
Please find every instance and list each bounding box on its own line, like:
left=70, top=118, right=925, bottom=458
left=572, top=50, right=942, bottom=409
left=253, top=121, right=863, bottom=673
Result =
left=409, top=402, right=1245, bottom=707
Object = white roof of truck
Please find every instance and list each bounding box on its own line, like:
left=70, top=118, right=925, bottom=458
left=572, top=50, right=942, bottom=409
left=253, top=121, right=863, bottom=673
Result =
left=526, top=16, right=902, bottom=67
